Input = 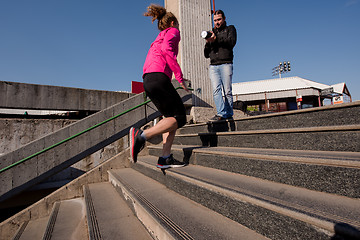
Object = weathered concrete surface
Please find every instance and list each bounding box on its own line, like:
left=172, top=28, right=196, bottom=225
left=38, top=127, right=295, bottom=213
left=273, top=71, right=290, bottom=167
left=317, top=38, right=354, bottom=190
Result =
left=45, top=135, right=129, bottom=184
left=190, top=107, right=247, bottom=123
left=0, top=93, right=161, bottom=202
left=0, top=80, right=134, bottom=111
left=0, top=119, right=132, bottom=196
left=0, top=118, right=128, bottom=183
left=0, top=119, right=76, bottom=156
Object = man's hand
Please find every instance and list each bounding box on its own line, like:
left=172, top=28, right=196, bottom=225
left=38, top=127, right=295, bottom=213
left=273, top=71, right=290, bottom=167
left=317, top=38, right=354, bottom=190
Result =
left=206, top=32, right=216, bottom=43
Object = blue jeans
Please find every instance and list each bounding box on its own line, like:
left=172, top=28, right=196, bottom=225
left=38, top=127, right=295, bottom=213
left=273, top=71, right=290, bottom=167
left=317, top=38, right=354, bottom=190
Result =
left=209, top=63, right=233, bottom=118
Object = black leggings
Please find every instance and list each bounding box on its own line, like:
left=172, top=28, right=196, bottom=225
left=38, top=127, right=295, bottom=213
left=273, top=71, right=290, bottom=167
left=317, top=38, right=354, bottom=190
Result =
left=143, top=72, right=186, bottom=128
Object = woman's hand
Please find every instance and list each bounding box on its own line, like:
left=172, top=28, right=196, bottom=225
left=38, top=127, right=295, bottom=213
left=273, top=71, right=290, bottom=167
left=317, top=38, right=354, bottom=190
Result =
left=180, top=80, right=190, bottom=92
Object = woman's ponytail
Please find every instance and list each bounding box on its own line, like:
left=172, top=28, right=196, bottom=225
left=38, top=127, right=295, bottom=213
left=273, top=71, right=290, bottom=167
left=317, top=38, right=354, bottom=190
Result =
left=144, top=4, right=178, bottom=31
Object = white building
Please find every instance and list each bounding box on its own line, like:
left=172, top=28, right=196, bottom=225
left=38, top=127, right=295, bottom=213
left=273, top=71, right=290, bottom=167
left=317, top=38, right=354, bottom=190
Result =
left=232, top=76, right=352, bottom=112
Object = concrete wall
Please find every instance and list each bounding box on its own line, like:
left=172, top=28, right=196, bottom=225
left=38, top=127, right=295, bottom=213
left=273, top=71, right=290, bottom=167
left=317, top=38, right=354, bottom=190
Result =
left=45, top=136, right=129, bottom=185
left=0, top=119, right=75, bottom=156
left=0, top=81, right=133, bottom=111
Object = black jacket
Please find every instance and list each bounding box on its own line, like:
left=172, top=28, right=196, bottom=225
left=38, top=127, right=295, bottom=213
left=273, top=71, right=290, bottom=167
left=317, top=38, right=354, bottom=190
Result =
left=204, top=22, right=237, bottom=65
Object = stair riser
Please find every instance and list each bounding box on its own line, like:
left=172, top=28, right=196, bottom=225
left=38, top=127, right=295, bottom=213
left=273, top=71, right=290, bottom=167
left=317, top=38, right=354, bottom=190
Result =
left=148, top=148, right=360, bottom=198
left=173, top=131, right=360, bottom=152
left=179, top=104, right=360, bottom=134
left=132, top=163, right=332, bottom=240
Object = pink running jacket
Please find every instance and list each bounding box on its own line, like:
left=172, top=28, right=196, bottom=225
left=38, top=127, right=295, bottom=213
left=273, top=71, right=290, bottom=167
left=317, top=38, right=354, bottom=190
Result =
left=143, top=27, right=183, bottom=83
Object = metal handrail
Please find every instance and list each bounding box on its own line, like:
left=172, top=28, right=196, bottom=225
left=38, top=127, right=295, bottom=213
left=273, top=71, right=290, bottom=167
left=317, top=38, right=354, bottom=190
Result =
left=0, top=87, right=191, bottom=173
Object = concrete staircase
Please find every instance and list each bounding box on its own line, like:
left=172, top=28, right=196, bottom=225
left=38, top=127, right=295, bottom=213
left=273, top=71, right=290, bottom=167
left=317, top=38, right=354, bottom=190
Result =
left=3, top=102, right=360, bottom=239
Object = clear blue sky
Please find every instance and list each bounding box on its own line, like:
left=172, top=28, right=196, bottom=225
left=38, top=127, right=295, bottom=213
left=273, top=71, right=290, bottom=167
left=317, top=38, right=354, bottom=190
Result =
left=1, top=0, right=359, bottom=100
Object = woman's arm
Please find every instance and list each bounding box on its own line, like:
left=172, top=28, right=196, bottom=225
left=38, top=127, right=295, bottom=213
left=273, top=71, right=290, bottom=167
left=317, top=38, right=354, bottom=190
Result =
left=161, top=28, right=184, bottom=83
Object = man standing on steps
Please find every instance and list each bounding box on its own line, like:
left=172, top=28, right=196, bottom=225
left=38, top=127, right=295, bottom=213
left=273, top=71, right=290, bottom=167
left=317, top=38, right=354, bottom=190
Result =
left=204, top=10, right=237, bottom=122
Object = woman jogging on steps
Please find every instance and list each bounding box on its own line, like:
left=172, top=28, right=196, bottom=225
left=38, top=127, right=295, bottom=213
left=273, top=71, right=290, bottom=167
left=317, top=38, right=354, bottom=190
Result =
left=130, top=4, right=190, bottom=169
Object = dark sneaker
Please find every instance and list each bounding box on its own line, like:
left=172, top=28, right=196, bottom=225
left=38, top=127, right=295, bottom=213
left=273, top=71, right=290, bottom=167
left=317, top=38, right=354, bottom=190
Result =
left=157, top=154, right=186, bottom=169
left=129, top=127, right=145, bottom=163
left=208, top=115, right=224, bottom=122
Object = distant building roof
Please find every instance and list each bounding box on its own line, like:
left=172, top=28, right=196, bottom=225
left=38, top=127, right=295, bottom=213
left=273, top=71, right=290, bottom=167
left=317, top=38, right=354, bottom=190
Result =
left=232, top=76, right=351, bottom=102
left=331, top=82, right=348, bottom=94
left=232, top=76, right=329, bottom=95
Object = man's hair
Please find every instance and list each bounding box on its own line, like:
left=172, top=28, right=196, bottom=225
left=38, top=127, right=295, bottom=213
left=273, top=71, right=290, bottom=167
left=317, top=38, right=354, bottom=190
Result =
left=214, top=9, right=225, bottom=18
left=144, top=4, right=178, bottom=31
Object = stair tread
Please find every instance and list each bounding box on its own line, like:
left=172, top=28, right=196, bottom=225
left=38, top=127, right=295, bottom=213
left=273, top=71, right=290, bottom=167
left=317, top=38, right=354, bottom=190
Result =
left=109, top=168, right=268, bottom=240
left=137, top=156, right=360, bottom=229
left=87, top=182, right=152, bottom=240
left=49, top=198, right=87, bottom=240
left=178, top=124, right=360, bottom=135
left=149, top=145, right=360, bottom=167
left=173, top=124, right=360, bottom=152
left=18, top=217, right=48, bottom=240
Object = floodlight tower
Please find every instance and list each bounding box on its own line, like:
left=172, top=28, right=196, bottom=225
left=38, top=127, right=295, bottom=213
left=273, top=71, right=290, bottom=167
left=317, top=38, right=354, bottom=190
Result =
left=272, top=61, right=291, bottom=78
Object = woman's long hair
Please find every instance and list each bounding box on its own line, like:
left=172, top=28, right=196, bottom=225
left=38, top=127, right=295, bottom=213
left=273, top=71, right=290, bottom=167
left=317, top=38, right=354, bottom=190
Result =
left=144, top=4, right=178, bottom=31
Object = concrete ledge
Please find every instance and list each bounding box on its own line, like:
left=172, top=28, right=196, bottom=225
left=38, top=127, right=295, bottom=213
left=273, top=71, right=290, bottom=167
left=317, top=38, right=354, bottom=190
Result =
left=190, top=106, right=247, bottom=123
left=0, top=81, right=133, bottom=111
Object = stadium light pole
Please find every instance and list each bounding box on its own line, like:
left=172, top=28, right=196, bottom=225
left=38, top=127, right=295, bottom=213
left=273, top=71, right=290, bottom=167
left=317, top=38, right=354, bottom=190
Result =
left=272, top=61, right=291, bottom=78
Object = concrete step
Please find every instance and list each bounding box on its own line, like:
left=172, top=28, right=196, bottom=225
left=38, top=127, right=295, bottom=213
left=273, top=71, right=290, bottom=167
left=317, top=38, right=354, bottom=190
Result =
left=108, top=168, right=268, bottom=240
left=12, top=217, right=48, bottom=240
left=83, top=182, right=152, bottom=240
left=42, top=198, right=87, bottom=240
left=173, top=125, right=360, bottom=152
left=148, top=145, right=360, bottom=198
left=133, top=156, right=360, bottom=240
left=179, top=101, right=360, bottom=134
